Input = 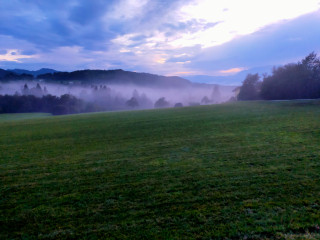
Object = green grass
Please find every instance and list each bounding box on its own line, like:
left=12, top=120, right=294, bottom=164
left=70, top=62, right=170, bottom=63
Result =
left=1, top=100, right=320, bottom=239
left=0, top=113, right=51, bottom=122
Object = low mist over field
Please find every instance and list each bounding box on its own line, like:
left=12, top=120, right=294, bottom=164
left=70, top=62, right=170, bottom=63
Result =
left=0, top=77, right=236, bottom=113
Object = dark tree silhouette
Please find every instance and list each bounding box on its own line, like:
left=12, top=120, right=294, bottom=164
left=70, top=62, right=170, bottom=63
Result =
left=211, top=85, right=221, bottom=103
left=22, top=84, right=29, bottom=95
left=260, top=52, right=320, bottom=100
left=201, top=96, right=211, bottom=104
left=238, top=73, right=261, bottom=100
left=154, top=97, right=169, bottom=108
left=126, top=97, right=139, bottom=108
left=0, top=94, right=89, bottom=115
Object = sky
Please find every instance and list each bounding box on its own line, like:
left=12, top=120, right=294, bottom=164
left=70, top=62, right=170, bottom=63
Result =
left=0, top=0, right=320, bottom=84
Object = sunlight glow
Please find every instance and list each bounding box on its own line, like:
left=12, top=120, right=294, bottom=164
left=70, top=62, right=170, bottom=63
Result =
left=173, top=0, right=320, bottom=48
left=219, top=67, right=247, bottom=75
left=0, top=49, right=35, bottom=62
left=155, top=58, right=166, bottom=64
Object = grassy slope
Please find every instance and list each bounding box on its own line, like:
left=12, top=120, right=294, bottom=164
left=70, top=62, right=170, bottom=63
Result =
left=0, top=113, right=51, bottom=122
left=1, top=101, right=320, bottom=239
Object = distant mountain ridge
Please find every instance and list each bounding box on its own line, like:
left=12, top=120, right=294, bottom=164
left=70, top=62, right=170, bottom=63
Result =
left=37, top=69, right=192, bottom=88
left=0, top=65, right=276, bottom=86
left=0, top=68, right=193, bottom=88
left=8, top=68, right=58, bottom=77
left=0, top=68, right=235, bottom=89
left=0, top=68, right=33, bottom=81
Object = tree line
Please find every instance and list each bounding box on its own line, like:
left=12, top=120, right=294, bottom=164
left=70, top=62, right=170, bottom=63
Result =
left=0, top=94, right=89, bottom=115
left=238, top=52, right=320, bottom=100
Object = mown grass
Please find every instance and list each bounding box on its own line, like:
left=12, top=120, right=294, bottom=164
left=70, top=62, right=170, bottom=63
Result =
left=1, top=100, right=320, bottom=239
left=0, top=113, right=51, bottom=122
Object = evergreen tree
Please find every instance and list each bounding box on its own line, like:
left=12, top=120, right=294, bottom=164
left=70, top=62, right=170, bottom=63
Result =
left=238, top=74, right=261, bottom=100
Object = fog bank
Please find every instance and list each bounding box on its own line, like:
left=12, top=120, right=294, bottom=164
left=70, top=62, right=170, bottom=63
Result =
left=0, top=81, right=237, bottom=111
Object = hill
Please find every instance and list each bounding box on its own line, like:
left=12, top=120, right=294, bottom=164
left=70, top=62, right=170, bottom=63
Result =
left=0, top=69, right=8, bottom=78
left=1, top=68, right=237, bottom=90
left=8, top=68, right=58, bottom=77
left=1, top=68, right=195, bottom=88
left=0, top=68, right=33, bottom=81
left=1, top=100, right=320, bottom=239
left=37, top=69, right=192, bottom=88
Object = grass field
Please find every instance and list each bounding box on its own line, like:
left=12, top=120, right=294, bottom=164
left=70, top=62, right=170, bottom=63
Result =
left=1, top=100, right=320, bottom=239
left=0, top=113, right=51, bottom=122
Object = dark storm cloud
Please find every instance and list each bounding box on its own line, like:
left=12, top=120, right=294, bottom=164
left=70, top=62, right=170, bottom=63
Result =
left=0, top=0, right=118, bottom=50
left=69, top=0, right=113, bottom=25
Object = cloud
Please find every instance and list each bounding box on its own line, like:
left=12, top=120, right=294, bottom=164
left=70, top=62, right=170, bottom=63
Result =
left=186, top=10, right=320, bottom=75
left=219, top=67, right=247, bottom=75
left=0, top=49, right=37, bottom=63
left=171, top=0, right=320, bottom=48
left=69, top=0, right=112, bottom=25
left=106, top=0, right=149, bottom=21
left=0, top=0, right=118, bottom=51
left=0, top=0, right=320, bottom=79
